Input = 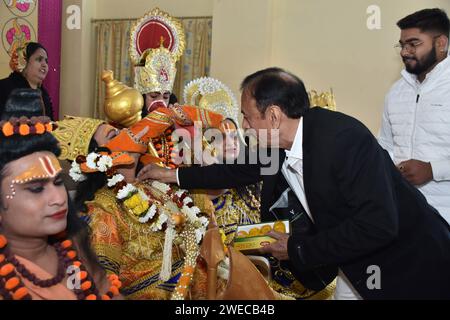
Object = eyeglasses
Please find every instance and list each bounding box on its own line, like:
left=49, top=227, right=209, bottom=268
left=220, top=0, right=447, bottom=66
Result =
left=394, top=35, right=442, bottom=54
left=394, top=41, right=424, bottom=53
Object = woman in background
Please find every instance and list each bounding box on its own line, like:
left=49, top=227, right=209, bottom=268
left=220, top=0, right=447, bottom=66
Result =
left=0, top=42, right=53, bottom=119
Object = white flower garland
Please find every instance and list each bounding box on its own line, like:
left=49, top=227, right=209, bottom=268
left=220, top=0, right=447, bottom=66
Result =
left=71, top=152, right=208, bottom=245
left=85, top=152, right=113, bottom=172
left=151, top=181, right=171, bottom=193
left=69, top=161, right=86, bottom=182
left=107, top=174, right=124, bottom=187
left=70, top=152, right=115, bottom=183
left=138, top=204, right=157, bottom=223
left=117, top=183, right=137, bottom=200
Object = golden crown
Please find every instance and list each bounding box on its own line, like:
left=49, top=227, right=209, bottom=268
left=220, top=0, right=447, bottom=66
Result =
left=130, top=8, right=185, bottom=94
left=183, top=77, right=240, bottom=122
left=308, top=89, right=337, bottom=111
left=52, top=116, right=105, bottom=161
left=134, top=47, right=177, bottom=94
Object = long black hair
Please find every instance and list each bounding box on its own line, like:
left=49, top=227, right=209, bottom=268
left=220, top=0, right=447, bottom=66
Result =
left=0, top=89, right=101, bottom=271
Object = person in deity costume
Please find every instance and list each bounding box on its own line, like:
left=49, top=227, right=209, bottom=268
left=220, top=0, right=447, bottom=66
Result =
left=162, top=77, right=336, bottom=300
left=177, top=77, right=261, bottom=244
left=53, top=66, right=232, bottom=300
left=137, top=78, right=338, bottom=300
left=0, top=89, right=122, bottom=300
left=51, top=107, right=222, bottom=300
left=58, top=7, right=276, bottom=300
left=130, top=8, right=183, bottom=119
left=133, top=8, right=187, bottom=169
left=53, top=100, right=274, bottom=300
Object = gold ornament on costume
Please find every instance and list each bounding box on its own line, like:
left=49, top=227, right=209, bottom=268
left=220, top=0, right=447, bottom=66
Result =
left=183, top=77, right=244, bottom=155
left=134, top=47, right=177, bottom=95
left=183, top=77, right=240, bottom=124
left=52, top=116, right=105, bottom=161
left=308, top=89, right=337, bottom=111
left=129, top=7, right=186, bottom=94
left=129, top=8, right=185, bottom=64
left=102, top=70, right=144, bottom=127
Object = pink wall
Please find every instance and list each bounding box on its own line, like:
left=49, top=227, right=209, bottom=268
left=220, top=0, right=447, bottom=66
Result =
left=38, top=0, right=62, bottom=119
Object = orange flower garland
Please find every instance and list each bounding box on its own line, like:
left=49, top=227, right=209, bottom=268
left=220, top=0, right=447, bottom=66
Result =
left=0, top=116, right=55, bottom=138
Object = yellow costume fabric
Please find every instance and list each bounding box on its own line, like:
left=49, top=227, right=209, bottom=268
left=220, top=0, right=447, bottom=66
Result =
left=84, top=186, right=184, bottom=300
left=212, top=186, right=261, bottom=245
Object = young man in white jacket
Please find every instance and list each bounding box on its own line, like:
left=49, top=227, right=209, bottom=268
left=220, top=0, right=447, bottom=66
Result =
left=379, top=8, right=450, bottom=224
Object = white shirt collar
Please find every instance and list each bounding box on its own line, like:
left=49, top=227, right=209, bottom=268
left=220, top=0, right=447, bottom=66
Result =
left=285, top=117, right=303, bottom=161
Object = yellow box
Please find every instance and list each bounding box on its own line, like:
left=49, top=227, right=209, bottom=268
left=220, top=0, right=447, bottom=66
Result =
left=233, top=220, right=290, bottom=255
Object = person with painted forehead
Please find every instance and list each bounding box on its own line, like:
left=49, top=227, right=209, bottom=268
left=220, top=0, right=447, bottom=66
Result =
left=0, top=89, right=122, bottom=300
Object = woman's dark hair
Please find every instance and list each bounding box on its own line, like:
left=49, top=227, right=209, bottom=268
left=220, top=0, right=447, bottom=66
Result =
left=24, top=42, right=48, bottom=62
left=240, top=67, right=310, bottom=119
left=397, top=8, right=450, bottom=38
left=0, top=89, right=101, bottom=272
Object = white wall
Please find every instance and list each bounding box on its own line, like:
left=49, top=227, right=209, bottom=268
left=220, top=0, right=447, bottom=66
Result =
left=93, top=0, right=214, bottom=19
left=271, top=0, right=450, bottom=133
left=210, top=0, right=450, bottom=133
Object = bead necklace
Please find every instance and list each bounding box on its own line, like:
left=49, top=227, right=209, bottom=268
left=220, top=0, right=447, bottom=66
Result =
left=0, top=234, right=121, bottom=300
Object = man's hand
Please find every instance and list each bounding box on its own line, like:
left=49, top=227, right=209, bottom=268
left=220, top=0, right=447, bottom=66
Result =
left=397, top=159, right=433, bottom=186
left=258, top=230, right=290, bottom=261
left=137, top=163, right=177, bottom=183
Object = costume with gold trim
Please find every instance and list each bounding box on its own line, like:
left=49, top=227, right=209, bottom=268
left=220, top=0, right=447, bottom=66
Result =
left=103, top=8, right=187, bottom=166
left=52, top=116, right=105, bottom=161
left=129, top=7, right=185, bottom=95
left=67, top=10, right=227, bottom=300
left=51, top=113, right=187, bottom=299
left=85, top=186, right=185, bottom=300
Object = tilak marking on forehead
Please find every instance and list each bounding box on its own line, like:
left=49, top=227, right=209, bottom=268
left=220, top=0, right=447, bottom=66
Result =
left=5, top=155, right=62, bottom=200
left=39, top=156, right=59, bottom=177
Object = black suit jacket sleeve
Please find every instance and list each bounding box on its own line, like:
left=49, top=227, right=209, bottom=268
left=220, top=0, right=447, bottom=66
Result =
left=288, top=127, right=399, bottom=272
left=178, top=163, right=261, bottom=190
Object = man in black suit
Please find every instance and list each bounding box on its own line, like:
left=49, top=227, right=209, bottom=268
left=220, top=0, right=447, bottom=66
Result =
left=138, top=67, right=450, bottom=299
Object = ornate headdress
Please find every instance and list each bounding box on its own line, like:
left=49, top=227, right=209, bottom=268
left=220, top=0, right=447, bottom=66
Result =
left=308, top=89, right=337, bottom=111
left=130, top=8, right=185, bottom=94
left=183, top=77, right=240, bottom=124
left=51, top=116, right=105, bottom=161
